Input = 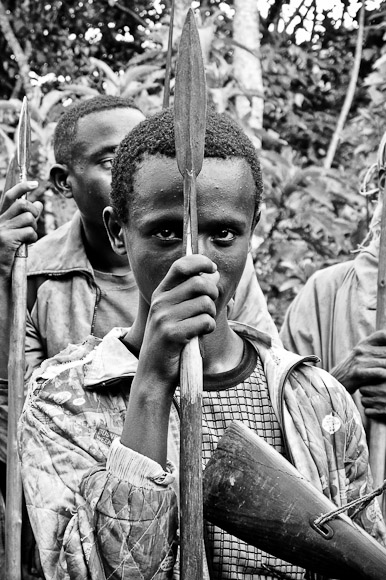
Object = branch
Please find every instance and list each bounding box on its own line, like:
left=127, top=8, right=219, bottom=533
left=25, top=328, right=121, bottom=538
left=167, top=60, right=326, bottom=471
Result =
left=0, top=0, right=33, bottom=98
left=115, top=1, right=148, bottom=27
left=324, top=3, right=365, bottom=169
left=289, top=0, right=314, bottom=37
left=266, top=0, right=289, bottom=30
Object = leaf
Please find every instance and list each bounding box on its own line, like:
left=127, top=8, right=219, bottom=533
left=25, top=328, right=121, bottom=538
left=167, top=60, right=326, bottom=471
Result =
left=39, top=90, right=71, bottom=121
left=120, top=64, right=160, bottom=93
left=89, top=57, right=119, bottom=87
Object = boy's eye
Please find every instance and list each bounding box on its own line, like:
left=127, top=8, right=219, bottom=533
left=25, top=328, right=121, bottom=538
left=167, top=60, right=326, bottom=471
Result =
left=99, top=158, right=114, bottom=170
left=154, top=229, right=180, bottom=241
left=214, top=229, right=236, bottom=243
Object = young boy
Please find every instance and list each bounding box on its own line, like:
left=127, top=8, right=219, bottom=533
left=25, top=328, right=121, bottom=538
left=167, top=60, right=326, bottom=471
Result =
left=19, top=108, right=384, bottom=579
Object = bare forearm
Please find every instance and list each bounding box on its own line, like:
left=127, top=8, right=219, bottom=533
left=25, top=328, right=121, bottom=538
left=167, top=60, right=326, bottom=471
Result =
left=121, top=376, right=173, bottom=468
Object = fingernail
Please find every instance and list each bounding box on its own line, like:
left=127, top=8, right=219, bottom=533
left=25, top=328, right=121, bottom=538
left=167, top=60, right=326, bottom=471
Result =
left=212, top=262, right=217, bottom=271
left=27, top=181, right=38, bottom=188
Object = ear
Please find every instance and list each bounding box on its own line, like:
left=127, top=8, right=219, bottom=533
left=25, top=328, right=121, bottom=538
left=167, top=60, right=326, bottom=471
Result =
left=49, top=164, right=73, bottom=198
left=103, top=206, right=127, bottom=256
left=251, top=210, right=261, bottom=234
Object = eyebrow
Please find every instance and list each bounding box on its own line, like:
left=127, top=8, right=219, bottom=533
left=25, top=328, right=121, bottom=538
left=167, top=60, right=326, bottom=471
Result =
left=88, top=145, right=118, bottom=160
left=135, top=209, right=249, bottom=232
left=74, top=140, right=118, bottom=160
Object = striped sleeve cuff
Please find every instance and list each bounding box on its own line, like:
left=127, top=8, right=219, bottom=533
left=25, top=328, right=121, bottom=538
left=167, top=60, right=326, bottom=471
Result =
left=107, top=438, right=175, bottom=489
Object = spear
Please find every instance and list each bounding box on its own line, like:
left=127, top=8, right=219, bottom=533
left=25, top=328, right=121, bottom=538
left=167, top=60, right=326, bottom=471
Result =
left=369, top=133, right=386, bottom=514
left=5, top=96, right=31, bottom=580
left=174, top=9, right=207, bottom=579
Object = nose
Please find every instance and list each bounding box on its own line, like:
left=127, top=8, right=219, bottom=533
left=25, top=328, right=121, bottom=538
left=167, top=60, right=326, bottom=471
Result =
left=197, top=235, right=210, bottom=257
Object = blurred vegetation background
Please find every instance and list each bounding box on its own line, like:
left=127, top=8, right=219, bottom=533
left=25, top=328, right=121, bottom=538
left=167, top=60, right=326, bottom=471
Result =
left=1, top=0, right=385, bottom=325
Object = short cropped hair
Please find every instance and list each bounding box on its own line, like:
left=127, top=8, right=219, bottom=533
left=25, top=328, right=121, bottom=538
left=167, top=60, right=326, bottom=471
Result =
left=54, top=95, right=142, bottom=166
left=111, top=107, right=263, bottom=227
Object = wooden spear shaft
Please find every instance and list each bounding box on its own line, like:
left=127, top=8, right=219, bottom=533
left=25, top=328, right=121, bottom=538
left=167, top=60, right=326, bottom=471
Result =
left=5, top=97, right=31, bottom=580
left=370, top=214, right=386, bottom=503
left=369, top=133, right=386, bottom=511
left=174, top=9, right=207, bottom=579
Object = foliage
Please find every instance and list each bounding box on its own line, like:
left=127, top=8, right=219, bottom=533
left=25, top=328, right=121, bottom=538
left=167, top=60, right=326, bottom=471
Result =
left=253, top=148, right=368, bottom=323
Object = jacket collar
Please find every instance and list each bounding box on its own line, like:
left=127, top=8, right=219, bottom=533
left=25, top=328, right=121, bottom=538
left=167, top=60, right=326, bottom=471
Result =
left=28, top=211, right=93, bottom=276
left=83, top=323, right=318, bottom=394
left=84, top=327, right=138, bottom=388
left=353, top=239, right=378, bottom=311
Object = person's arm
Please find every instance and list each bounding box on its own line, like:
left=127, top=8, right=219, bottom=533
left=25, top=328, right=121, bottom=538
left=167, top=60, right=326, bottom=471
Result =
left=343, top=383, right=386, bottom=544
left=280, top=272, right=325, bottom=360
left=0, top=181, right=41, bottom=379
left=330, top=330, right=386, bottom=397
left=20, top=254, right=218, bottom=578
left=24, top=307, right=47, bottom=382
left=19, top=368, right=178, bottom=579
left=121, top=254, right=219, bottom=467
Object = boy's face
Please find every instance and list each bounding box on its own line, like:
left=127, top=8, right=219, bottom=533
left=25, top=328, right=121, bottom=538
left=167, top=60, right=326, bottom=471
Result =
left=121, top=153, right=256, bottom=317
left=67, top=107, right=145, bottom=230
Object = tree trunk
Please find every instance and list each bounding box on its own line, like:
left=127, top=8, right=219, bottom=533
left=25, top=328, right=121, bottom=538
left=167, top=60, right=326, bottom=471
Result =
left=324, top=3, right=365, bottom=169
left=0, top=0, right=33, bottom=99
left=233, top=0, right=264, bottom=148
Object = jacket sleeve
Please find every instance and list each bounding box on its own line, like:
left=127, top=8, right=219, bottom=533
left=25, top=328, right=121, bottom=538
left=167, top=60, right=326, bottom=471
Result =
left=229, top=253, right=280, bottom=341
left=279, top=272, right=325, bottom=360
left=343, top=389, right=386, bottom=545
left=282, top=362, right=386, bottom=545
left=19, top=380, right=178, bottom=580
left=25, top=309, right=47, bottom=382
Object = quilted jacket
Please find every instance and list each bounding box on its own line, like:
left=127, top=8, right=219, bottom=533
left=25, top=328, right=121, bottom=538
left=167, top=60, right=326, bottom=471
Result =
left=19, top=323, right=385, bottom=579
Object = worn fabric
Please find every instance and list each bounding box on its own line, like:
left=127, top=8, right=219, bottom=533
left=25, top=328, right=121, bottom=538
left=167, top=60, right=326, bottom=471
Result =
left=22, top=211, right=278, bottom=382
left=280, top=241, right=378, bottom=372
left=24, top=212, right=139, bottom=379
left=92, top=269, right=139, bottom=339
left=19, top=323, right=384, bottom=580
left=195, top=349, right=305, bottom=580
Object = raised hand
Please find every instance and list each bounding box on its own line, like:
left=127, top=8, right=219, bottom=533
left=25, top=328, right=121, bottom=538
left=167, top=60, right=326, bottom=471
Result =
left=331, top=330, right=386, bottom=418
left=0, top=181, right=42, bottom=276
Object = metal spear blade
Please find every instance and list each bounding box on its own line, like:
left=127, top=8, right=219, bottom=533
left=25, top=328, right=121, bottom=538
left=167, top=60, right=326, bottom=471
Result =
left=16, top=96, right=31, bottom=182
left=174, top=8, right=207, bottom=178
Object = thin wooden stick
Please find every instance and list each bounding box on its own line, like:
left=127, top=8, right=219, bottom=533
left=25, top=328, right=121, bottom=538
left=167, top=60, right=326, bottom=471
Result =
left=5, top=96, right=30, bottom=580
left=174, top=9, right=207, bottom=579
left=324, top=4, right=365, bottom=169
left=163, top=0, right=175, bottom=109
left=369, top=131, right=386, bottom=514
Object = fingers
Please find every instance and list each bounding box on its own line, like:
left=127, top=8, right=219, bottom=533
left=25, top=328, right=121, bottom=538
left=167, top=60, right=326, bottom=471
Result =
left=357, top=330, right=386, bottom=348
left=0, top=186, right=42, bottom=274
left=0, top=197, right=42, bottom=225
left=158, top=255, right=218, bottom=293
left=151, top=295, right=217, bottom=341
left=360, top=384, right=386, bottom=418
left=1, top=181, right=39, bottom=214
left=146, top=256, right=220, bottom=349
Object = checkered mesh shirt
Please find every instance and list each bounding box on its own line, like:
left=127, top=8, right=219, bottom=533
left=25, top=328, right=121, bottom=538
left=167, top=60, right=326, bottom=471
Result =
left=176, top=339, right=306, bottom=580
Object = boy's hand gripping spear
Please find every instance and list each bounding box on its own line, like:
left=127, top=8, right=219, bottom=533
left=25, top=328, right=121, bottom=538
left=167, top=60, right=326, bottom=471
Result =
left=5, top=96, right=31, bottom=580
left=174, top=9, right=207, bottom=579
